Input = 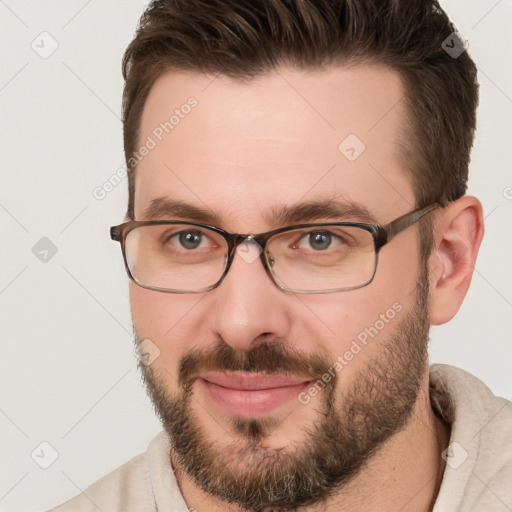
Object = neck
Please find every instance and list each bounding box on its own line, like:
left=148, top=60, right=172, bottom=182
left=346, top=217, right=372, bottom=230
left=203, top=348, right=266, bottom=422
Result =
left=171, top=379, right=451, bottom=512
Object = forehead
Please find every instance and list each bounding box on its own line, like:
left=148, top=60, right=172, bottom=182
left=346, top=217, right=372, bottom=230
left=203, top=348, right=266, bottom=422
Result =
left=134, top=65, right=414, bottom=227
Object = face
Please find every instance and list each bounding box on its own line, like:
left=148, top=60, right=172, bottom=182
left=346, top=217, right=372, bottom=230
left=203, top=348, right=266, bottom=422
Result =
left=130, top=65, right=431, bottom=510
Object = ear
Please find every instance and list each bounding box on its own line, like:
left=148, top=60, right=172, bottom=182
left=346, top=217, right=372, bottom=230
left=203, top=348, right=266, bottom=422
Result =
left=429, top=196, right=484, bottom=325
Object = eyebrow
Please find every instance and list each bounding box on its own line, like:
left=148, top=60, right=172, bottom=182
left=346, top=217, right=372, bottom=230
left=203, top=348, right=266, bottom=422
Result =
left=141, top=197, right=377, bottom=227
left=268, top=200, right=377, bottom=225
left=142, top=198, right=219, bottom=223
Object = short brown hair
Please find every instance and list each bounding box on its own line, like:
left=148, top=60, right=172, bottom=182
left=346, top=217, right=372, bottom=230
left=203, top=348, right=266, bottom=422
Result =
left=122, top=0, right=478, bottom=223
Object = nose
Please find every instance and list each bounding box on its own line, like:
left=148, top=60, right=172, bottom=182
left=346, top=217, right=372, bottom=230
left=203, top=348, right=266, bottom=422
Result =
left=209, top=242, right=292, bottom=352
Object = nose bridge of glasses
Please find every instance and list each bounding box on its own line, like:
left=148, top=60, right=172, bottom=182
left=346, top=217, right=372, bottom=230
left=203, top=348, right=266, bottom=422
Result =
left=232, top=234, right=266, bottom=266
left=210, top=232, right=274, bottom=290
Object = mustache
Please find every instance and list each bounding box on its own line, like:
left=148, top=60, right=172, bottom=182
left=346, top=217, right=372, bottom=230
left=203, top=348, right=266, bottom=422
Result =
left=178, top=338, right=334, bottom=388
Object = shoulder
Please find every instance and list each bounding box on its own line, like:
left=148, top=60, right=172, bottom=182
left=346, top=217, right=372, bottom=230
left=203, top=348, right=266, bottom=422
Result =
left=431, top=364, right=512, bottom=510
left=49, top=452, right=154, bottom=512
left=48, top=432, right=172, bottom=512
left=430, top=363, right=511, bottom=434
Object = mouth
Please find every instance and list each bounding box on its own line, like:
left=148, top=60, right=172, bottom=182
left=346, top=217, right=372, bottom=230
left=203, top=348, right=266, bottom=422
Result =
left=197, top=371, right=314, bottom=418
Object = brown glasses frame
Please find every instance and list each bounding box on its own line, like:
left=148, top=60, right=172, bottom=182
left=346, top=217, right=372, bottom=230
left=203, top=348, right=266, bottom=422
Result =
left=110, top=203, right=439, bottom=294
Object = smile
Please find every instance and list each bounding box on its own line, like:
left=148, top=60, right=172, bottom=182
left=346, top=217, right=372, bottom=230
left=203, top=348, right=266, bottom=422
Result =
left=198, top=372, right=313, bottom=418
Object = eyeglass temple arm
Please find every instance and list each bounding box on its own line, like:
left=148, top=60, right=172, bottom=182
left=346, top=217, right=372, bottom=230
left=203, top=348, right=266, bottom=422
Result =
left=382, top=203, right=440, bottom=243
left=110, top=225, right=122, bottom=242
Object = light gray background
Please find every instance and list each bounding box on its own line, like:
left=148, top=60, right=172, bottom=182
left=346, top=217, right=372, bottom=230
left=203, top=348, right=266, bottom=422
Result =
left=0, top=1, right=511, bottom=511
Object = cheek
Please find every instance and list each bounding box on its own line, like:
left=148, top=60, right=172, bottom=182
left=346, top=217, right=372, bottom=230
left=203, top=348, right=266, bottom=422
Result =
left=130, top=283, right=167, bottom=337
left=299, top=291, right=398, bottom=357
left=296, top=245, right=419, bottom=379
left=129, top=283, right=206, bottom=367
left=376, top=233, right=422, bottom=301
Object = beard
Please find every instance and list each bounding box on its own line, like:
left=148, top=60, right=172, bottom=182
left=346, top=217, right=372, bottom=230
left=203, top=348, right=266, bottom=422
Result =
left=136, top=271, right=430, bottom=512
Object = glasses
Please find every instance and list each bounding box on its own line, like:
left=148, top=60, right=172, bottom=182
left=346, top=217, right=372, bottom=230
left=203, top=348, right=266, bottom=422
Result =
left=110, top=204, right=438, bottom=294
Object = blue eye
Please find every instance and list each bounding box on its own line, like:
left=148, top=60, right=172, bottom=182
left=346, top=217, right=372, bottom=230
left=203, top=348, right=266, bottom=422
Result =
left=163, top=229, right=212, bottom=250
left=307, top=231, right=332, bottom=251
left=296, top=230, right=345, bottom=251
left=177, top=231, right=204, bottom=249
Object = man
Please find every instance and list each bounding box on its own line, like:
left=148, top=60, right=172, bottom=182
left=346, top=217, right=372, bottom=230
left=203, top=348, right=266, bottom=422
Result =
left=51, top=0, right=511, bottom=510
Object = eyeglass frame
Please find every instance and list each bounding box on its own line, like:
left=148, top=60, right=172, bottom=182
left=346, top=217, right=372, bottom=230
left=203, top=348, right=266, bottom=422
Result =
left=110, top=203, right=440, bottom=294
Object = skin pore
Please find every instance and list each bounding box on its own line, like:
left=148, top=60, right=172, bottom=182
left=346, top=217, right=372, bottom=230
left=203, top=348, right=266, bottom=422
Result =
left=129, top=65, right=482, bottom=511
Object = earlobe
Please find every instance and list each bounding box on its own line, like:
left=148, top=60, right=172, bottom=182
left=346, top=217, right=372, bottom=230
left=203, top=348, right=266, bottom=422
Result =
left=429, top=196, right=484, bottom=325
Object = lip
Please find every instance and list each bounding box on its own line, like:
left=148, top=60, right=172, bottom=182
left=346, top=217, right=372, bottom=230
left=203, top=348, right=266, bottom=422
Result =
left=198, top=371, right=313, bottom=418
left=200, top=371, right=312, bottom=390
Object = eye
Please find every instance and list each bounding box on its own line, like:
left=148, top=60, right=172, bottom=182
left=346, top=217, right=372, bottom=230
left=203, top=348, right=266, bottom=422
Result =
left=296, top=230, right=344, bottom=251
left=168, top=229, right=210, bottom=250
